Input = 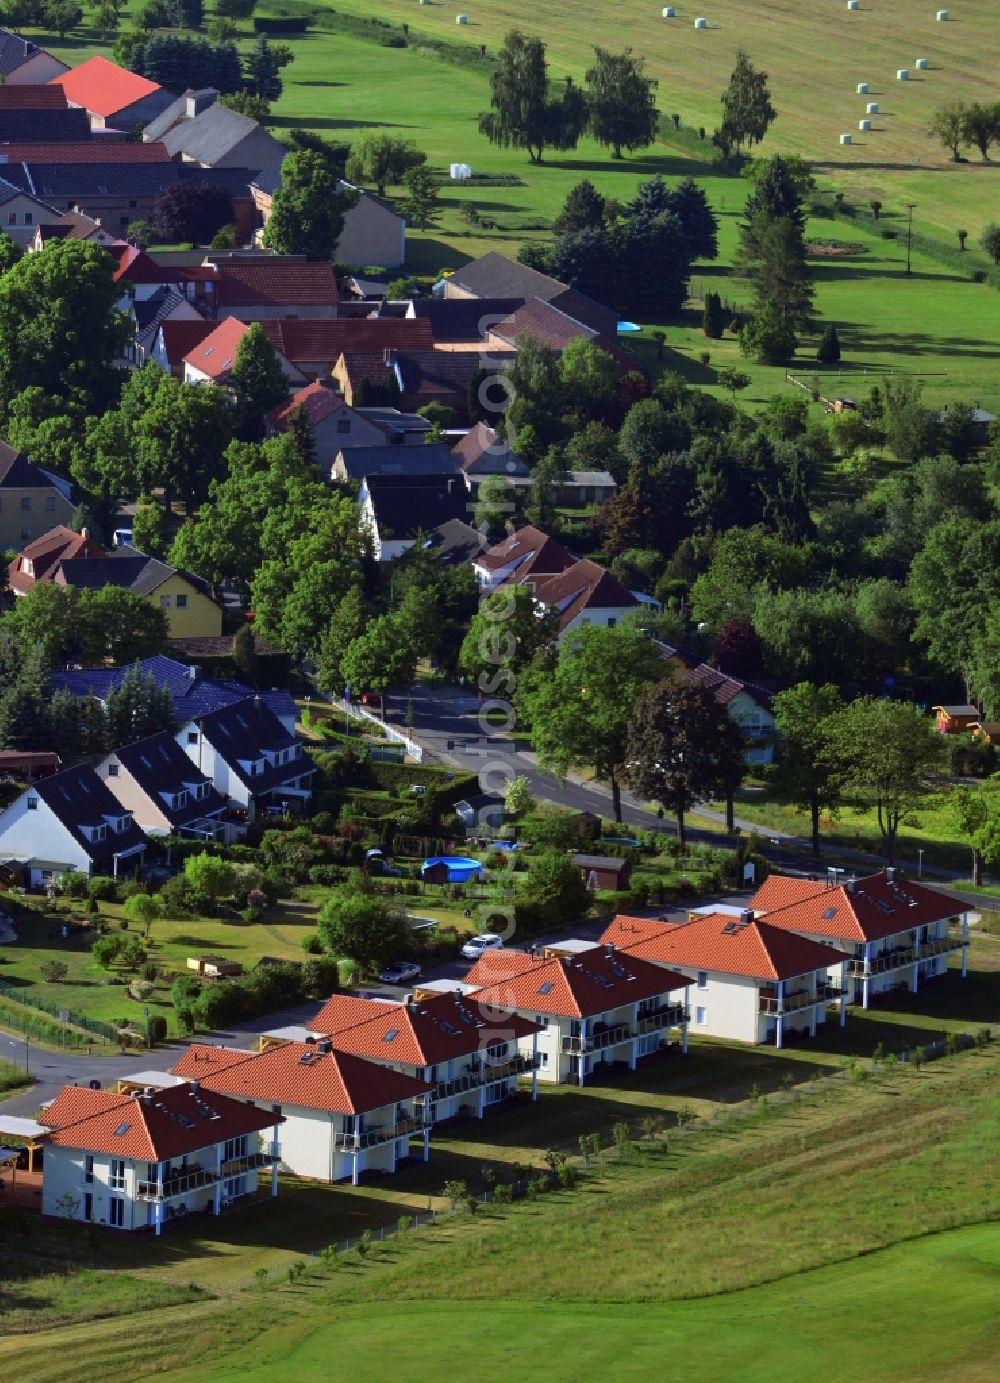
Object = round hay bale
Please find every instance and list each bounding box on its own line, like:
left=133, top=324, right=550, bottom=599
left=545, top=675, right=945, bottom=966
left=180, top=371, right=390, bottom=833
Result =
left=857, top=82, right=869, bottom=94
left=456, top=13, right=468, bottom=23
left=897, top=68, right=910, bottom=81
left=936, top=9, right=949, bottom=20
left=694, top=16, right=708, bottom=28
left=846, top=0, right=859, bottom=9
left=866, top=101, right=879, bottom=113
left=915, top=57, right=929, bottom=69
left=662, top=5, right=676, bottom=15
left=859, top=118, right=872, bottom=130
left=840, top=133, right=853, bottom=145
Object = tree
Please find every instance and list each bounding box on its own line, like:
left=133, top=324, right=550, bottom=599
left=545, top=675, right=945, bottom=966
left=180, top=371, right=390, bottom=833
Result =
left=340, top=612, right=418, bottom=696
left=961, top=101, right=1000, bottom=161
left=553, top=179, right=606, bottom=235
left=153, top=183, right=234, bottom=246
left=881, top=376, right=937, bottom=461
left=317, top=891, right=410, bottom=974
left=229, top=322, right=290, bottom=438
left=513, top=852, right=591, bottom=933
left=584, top=47, right=659, bottom=160
left=910, top=518, right=1000, bottom=697
left=473, top=473, right=514, bottom=536
left=950, top=779, right=1000, bottom=886
left=519, top=624, right=664, bottom=821
left=626, top=680, right=746, bottom=847
left=718, top=367, right=751, bottom=401
left=92, top=936, right=123, bottom=969
left=479, top=30, right=586, bottom=164
left=770, top=682, right=844, bottom=854
left=345, top=135, right=426, bottom=196
left=131, top=499, right=171, bottom=560
left=262, top=150, right=357, bottom=260
left=183, top=853, right=236, bottom=912
left=0, top=240, right=128, bottom=412
left=504, top=775, right=535, bottom=818
left=821, top=699, right=945, bottom=863
left=711, top=618, right=763, bottom=679
left=219, top=90, right=270, bottom=121
left=401, top=164, right=440, bottom=231
left=928, top=103, right=968, bottom=161
left=703, top=291, right=725, bottom=339
left=719, top=50, right=776, bottom=152
left=816, top=325, right=841, bottom=364
left=746, top=215, right=814, bottom=328
left=232, top=624, right=259, bottom=685
left=43, top=2, right=83, bottom=38
left=78, top=587, right=170, bottom=665
left=663, top=177, right=719, bottom=261
left=216, top=0, right=256, bottom=15
left=980, top=222, right=1000, bottom=266
left=124, top=892, right=164, bottom=939
left=459, top=585, right=557, bottom=688
left=244, top=34, right=284, bottom=102
left=131, top=35, right=243, bottom=93
left=739, top=301, right=797, bottom=364
left=0, top=231, right=22, bottom=277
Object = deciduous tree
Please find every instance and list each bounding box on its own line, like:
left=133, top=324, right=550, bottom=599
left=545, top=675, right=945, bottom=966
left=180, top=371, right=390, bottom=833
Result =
left=584, top=46, right=659, bottom=160
left=769, top=682, right=844, bottom=854
left=479, top=30, right=586, bottom=164
left=262, top=150, right=357, bottom=260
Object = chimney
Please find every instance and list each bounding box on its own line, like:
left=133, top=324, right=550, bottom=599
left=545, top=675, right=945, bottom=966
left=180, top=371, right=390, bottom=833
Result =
left=189, top=1078, right=200, bottom=1095
left=317, top=1039, right=332, bottom=1055
left=0, top=154, right=8, bottom=165
left=885, top=866, right=895, bottom=885
left=141, top=1087, right=155, bottom=1106
left=739, top=908, right=753, bottom=926
left=80, top=527, right=89, bottom=540
left=604, top=942, right=614, bottom=958
left=561, top=954, right=573, bottom=970
left=846, top=876, right=856, bottom=895
left=188, top=664, right=199, bottom=681
left=404, top=993, right=414, bottom=1007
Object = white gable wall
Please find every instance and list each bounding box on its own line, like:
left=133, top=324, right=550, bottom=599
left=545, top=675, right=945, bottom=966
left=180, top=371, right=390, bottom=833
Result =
left=0, top=788, right=91, bottom=878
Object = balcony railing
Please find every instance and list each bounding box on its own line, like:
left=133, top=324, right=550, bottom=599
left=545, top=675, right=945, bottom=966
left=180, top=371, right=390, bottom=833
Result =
left=920, top=935, right=965, bottom=958
left=136, top=1166, right=218, bottom=1201
left=331, top=1115, right=429, bottom=1151
left=562, top=1023, right=632, bottom=1055
left=848, top=947, right=916, bottom=977
left=817, top=982, right=846, bottom=1002
left=435, top=1053, right=537, bottom=1099
left=635, top=1004, right=688, bottom=1034
left=221, top=1148, right=281, bottom=1177
left=758, top=989, right=819, bottom=1016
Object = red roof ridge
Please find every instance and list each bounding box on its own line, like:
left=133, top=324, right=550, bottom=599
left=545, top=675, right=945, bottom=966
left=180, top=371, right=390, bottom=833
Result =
left=51, top=56, right=162, bottom=120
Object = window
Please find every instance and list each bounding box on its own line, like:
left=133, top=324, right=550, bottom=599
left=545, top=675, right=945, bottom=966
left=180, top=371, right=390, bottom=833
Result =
left=223, top=1135, right=247, bottom=1162
left=175, top=593, right=187, bottom=609
left=107, top=763, right=119, bottom=777
left=84, top=1154, right=94, bottom=1184
left=23, top=212, right=31, bottom=225
left=6, top=213, right=13, bottom=225
left=129, top=200, right=137, bottom=209
left=696, top=972, right=708, bottom=990
left=20, top=496, right=30, bottom=511
left=19, top=526, right=28, bottom=539
left=108, top=1197, right=125, bottom=1228
left=160, top=595, right=172, bottom=609
left=695, top=1006, right=707, bottom=1026
left=538, top=1050, right=549, bottom=1068
left=119, top=216, right=129, bottom=227
left=187, top=730, right=198, bottom=745
left=26, top=797, right=37, bottom=810
left=336, top=419, right=351, bottom=433
left=45, top=495, right=56, bottom=511
left=109, top=1159, right=126, bottom=1190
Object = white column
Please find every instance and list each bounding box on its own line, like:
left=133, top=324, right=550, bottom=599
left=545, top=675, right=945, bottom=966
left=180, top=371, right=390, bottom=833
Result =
left=270, top=1122, right=279, bottom=1197
left=530, top=1032, right=538, bottom=1101
left=840, top=962, right=848, bottom=1027
left=775, top=979, right=785, bottom=1049
left=629, top=1037, right=638, bottom=1071
left=862, top=945, right=872, bottom=1009
left=155, top=1201, right=162, bottom=1237
left=351, top=1154, right=359, bottom=1187
left=681, top=1020, right=689, bottom=1055
left=422, top=1128, right=430, bottom=1162
left=213, top=1181, right=221, bottom=1216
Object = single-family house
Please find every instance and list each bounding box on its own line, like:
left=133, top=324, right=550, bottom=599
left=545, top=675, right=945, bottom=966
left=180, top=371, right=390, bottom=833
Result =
left=426, top=517, right=486, bottom=567
left=50, top=56, right=174, bottom=130
left=308, top=989, right=543, bottom=1121
left=96, top=731, right=230, bottom=841
left=932, top=704, right=980, bottom=735
left=359, top=472, right=470, bottom=561
left=177, top=697, right=313, bottom=820
left=0, top=30, right=68, bottom=86
left=252, top=159, right=406, bottom=267
left=463, top=944, right=691, bottom=1085
left=0, top=175, right=61, bottom=247
left=151, top=318, right=216, bottom=375
left=171, top=1039, right=432, bottom=1184
left=487, top=297, right=639, bottom=377
left=52, top=546, right=224, bottom=639
left=39, top=1080, right=282, bottom=1235
left=573, top=854, right=632, bottom=892
left=601, top=912, right=849, bottom=1048
left=262, top=318, right=434, bottom=382
left=442, top=252, right=618, bottom=339
left=266, top=383, right=386, bottom=473
left=51, top=655, right=298, bottom=735
left=27, top=208, right=117, bottom=250
left=127, top=285, right=204, bottom=368
left=531, top=559, right=639, bottom=637
left=472, top=526, right=576, bottom=589
left=656, top=641, right=776, bottom=765
left=409, top=296, right=525, bottom=345
left=189, top=257, right=340, bottom=322
left=7, top=524, right=104, bottom=594
left=182, top=315, right=303, bottom=390
left=334, top=442, right=460, bottom=485
left=555, top=471, right=618, bottom=507
left=0, top=443, right=74, bottom=549
left=451, top=423, right=531, bottom=489
left=153, top=98, right=286, bottom=171
left=750, top=869, right=970, bottom=1008
left=0, top=764, right=147, bottom=887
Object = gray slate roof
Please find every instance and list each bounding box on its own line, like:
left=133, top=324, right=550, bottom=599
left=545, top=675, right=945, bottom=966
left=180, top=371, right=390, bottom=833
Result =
left=338, top=443, right=460, bottom=481
left=112, top=731, right=226, bottom=829
left=32, top=765, right=148, bottom=863
left=159, top=103, right=284, bottom=171
left=0, top=28, right=50, bottom=78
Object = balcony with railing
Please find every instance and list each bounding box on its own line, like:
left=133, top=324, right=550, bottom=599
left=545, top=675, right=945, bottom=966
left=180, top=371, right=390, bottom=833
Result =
left=221, top=1145, right=281, bottom=1177
left=847, top=947, right=916, bottom=978
left=816, top=982, right=846, bottom=1002
left=635, top=1004, right=688, bottom=1034
left=331, top=1115, right=430, bottom=1152
left=758, top=988, right=820, bottom=1017
left=919, top=934, right=965, bottom=959
left=562, top=1023, right=632, bottom=1055
left=136, top=1165, right=219, bottom=1201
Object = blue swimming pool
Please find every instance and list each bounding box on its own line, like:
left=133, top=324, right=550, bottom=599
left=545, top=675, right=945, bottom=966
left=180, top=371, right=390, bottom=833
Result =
left=421, top=855, right=485, bottom=882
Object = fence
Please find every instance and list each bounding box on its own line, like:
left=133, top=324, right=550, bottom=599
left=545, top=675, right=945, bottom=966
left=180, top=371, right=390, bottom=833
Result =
left=0, top=977, right=119, bottom=1044
left=341, top=701, right=423, bottom=762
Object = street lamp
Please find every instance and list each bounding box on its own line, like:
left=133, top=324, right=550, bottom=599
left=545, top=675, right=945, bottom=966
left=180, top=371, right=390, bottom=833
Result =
left=905, top=203, right=917, bottom=275
left=143, top=1005, right=150, bottom=1051
left=917, top=848, right=924, bottom=880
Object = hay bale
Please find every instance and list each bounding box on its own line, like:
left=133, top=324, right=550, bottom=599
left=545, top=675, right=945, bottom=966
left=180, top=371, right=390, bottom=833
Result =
left=859, top=118, right=872, bottom=130
left=456, top=12, right=468, bottom=23
left=840, top=133, right=853, bottom=145
left=866, top=101, right=879, bottom=113
left=662, top=5, right=676, bottom=15
left=915, top=57, right=929, bottom=69
left=847, top=0, right=859, bottom=9
left=897, top=68, right=910, bottom=80
left=936, top=9, right=949, bottom=20
left=694, top=17, right=708, bottom=28
left=857, top=82, right=869, bottom=94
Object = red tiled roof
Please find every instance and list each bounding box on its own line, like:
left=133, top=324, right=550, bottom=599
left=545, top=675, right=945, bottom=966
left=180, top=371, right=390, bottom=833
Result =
left=531, top=559, right=638, bottom=631
left=0, top=142, right=170, bottom=163
left=752, top=871, right=967, bottom=944
left=107, top=242, right=185, bottom=285
left=213, top=260, right=339, bottom=308
left=474, top=525, right=576, bottom=578
left=310, top=994, right=390, bottom=1034
left=602, top=913, right=848, bottom=981
left=182, top=316, right=249, bottom=381
left=157, top=318, right=215, bottom=364
left=51, top=56, right=162, bottom=120
left=51, top=209, right=106, bottom=239
left=8, top=525, right=106, bottom=594
left=312, top=991, right=542, bottom=1067
left=490, top=298, right=639, bottom=375
left=749, top=876, right=828, bottom=914
left=460, top=949, right=538, bottom=987
left=41, top=1080, right=280, bottom=1160
left=466, top=946, right=690, bottom=1020
left=262, top=316, right=433, bottom=363
left=42, top=1086, right=128, bottom=1128
left=0, top=85, right=67, bottom=109
left=169, top=1044, right=258, bottom=1079
left=196, top=1041, right=429, bottom=1114
left=267, top=380, right=348, bottom=428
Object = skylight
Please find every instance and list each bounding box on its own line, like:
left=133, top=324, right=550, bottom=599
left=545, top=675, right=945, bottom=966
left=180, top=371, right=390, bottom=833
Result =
left=822, top=907, right=837, bottom=920
left=538, top=981, right=554, bottom=995
left=384, top=1028, right=399, bottom=1042
left=114, top=1122, right=130, bottom=1136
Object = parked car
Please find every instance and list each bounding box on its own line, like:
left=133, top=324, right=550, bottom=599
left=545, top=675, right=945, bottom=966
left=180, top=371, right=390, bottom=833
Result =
left=460, top=932, right=504, bottom=961
left=379, top=961, right=422, bottom=985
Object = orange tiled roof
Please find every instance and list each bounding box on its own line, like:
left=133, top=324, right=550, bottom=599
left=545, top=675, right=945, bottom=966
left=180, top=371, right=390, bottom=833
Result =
left=752, top=871, right=967, bottom=944
left=313, top=990, right=542, bottom=1067
left=41, top=1085, right=128, bottom=1128
left=310, top=994, right=390, bottom=1034
left=749, top=876, right=829, bottom=913
left=474, top=525, right=576, bottom=579
left=8, top=525, right=106, bottom=594
left=41, top=1080, right=280, bottom=1160
left=196, top=1040, right=429, bottom=1114
left=214, top=260, right=339, bottom=308
left=267, top=380, right=348, bottom=428
left=531, top=558, right=638, bottom=631
left=169, top=1044, right=258, bottom=1079
left=51, top=56, right=161, bottom=120
left=466, top=945, right=690, bottom=1020
left=602, top=914, right=848, bottom=981
left=182, top=316, right=249, bottom=381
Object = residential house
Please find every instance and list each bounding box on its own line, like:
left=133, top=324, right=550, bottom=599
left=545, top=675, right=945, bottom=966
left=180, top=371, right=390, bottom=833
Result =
left=7, top=524, right=105, bottom=595
left=308, top=989, right=543, bottom=1122
left=353, top=406, right=433, bottom=445
left=39, top=1080, right=282, bottom=1235
left=573, top=854, right=632, bottom=892
left=555, top=471, right=618, bottom=507
left=487, top=297, right=638, bottom=377
left=937, top=404, right=994, bottom=448
left=182, top=316, right=303, bottom=390
left=425, top=517, right=486, bottom=567
left=463, top=943, right=691, bottom=1085
left=970, top=720, right=1000, bottom=747
left=95, top=731, right=230, bottom=841
left=0, top=83, right=68, bottom=108
left=359, top=472, right=470, bottom=561
left=27, top=208, right=117, bottom=249
left=0, top=175, right=60, bottom=247
left=50, top=56, right=174, bottom=130
left=932, top=704, right=980, bottom=735
left=0, top=30, right=68, bottom=85
left=171, top=1040, right=432, bottom=1184
left=0, top=764, right=147, bottom=887
left=601, top=912, right=849, bottom=1048
left=749, top=869, right=970, bottom=1008
left=153, top=99, right=285, bottom=171
left=452, top=423, right=531, bottom=490
left=177, top=697, right=313, bottom=820
left=442, top=251, right=619, bottom=339
left=472, top=526, right=576, bottom=589
left=0, top=105, right=92, bottom=142
left=337, top=347, right=502, bottom=419
left=531, top=559, right=639, bottom=637
left=656, top=641, right=776, bottom=766
left=0, top=750, right=60, bottom=783
left=0, top=443, right=73, bottom=548
left=191, top=257, right=340, bottom=322
left=52, top=546, right=224, bottom=639
left=128, top=285, right=204, bottom=368
left=252, top=159, right=406, bottom=267
left=334, top=442, right=460, bottom=485
left=263, top=318, right=434, bottom=382
left=409, top=297, right=525, bottom=345
left=140, top=86, right=217, bottom=140
left=266, top=383, right=388, bottom=475
left=151, top=318, right=216, bottom=375
left=51, top=655, right=298, bottom=735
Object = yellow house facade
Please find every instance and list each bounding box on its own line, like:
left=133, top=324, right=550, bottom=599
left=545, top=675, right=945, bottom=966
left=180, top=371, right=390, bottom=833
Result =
left=0, top=444, right=75, bottom=550
left=145, top=570, right=223, bottom=638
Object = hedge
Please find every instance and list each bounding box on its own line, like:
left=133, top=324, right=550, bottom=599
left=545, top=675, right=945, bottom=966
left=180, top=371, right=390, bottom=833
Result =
left=253, top=17, right=310, bottom=32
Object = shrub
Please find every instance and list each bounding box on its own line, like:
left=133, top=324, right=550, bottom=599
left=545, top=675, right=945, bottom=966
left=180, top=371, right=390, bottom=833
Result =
left=128, top=979, right=154, bottom=1001
left=88, top=877, right=119, bottom=902
left=40, top=959, right=69, bottom=982
left=147, top=1014, right=167, bottom=1045
left=301, top=932, right=323, bottom=954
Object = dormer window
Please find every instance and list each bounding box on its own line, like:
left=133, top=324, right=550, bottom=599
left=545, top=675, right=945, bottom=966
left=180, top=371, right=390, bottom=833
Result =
left=85, top=823, right=108, bottom=843
left=113, top=815, right=131, bottom=834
